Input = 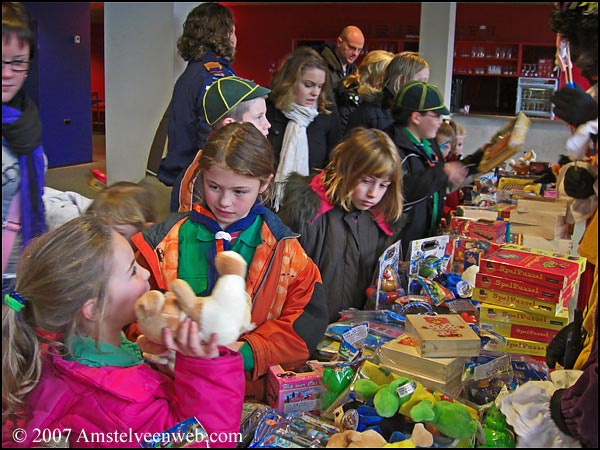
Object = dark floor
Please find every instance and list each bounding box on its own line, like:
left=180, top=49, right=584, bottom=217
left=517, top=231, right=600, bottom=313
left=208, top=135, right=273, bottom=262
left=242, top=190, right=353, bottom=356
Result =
left=45, top=132, right=172, bottom=222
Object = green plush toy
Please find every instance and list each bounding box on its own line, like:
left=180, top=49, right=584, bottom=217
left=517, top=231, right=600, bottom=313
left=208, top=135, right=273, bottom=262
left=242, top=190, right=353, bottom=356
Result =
left=353, top=377, right=436, bottom=419
left=354, top=377, right=409, bottom=418
left=410, top=399, right=478, bottom=441
left=322, top=366, right=355, bottom=410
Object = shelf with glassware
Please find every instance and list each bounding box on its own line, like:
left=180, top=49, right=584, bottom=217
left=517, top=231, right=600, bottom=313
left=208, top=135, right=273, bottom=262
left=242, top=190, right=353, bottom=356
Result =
left=453, top=41, right=558, bottom=80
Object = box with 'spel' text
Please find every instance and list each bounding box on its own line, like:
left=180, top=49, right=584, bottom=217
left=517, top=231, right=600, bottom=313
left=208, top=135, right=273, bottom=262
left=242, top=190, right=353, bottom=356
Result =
left=267, top=364, right=322, bottom=415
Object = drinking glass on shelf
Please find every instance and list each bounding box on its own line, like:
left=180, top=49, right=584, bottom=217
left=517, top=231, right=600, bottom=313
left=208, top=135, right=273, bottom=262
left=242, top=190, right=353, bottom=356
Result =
left=531, top=64, right=538, bottom=77
left=506, top=48, right=512, bottom=59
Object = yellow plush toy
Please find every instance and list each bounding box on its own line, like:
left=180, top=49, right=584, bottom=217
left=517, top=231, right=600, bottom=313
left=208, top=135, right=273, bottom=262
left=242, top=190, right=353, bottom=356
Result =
left=135, top=250, right=255, bottom=355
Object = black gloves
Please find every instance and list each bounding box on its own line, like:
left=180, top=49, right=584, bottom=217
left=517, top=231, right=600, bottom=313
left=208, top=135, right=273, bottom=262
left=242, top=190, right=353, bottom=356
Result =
left=551, top=85, right=598, bottom=127
left=546, top=309, right=584, bottom=369
left=564, top=165, right=596, bottom=199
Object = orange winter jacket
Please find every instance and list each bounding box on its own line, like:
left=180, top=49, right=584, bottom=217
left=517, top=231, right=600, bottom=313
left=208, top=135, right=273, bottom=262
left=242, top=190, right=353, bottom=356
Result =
left=131, top=209, right=328, bottom=401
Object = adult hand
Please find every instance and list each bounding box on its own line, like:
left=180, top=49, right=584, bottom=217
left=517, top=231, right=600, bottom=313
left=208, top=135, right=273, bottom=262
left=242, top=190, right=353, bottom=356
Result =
left=163, top=318, right=219, bottom=359
left=564, top=165, right=596, bottom=199
left=551, top=85, right=598, bottom=127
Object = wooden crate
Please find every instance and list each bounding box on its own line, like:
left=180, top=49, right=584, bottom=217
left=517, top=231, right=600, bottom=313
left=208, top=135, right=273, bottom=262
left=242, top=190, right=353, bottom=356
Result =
left=378, top=334, right=468, bottom=383
left=405, top=314, right=480, bottom=358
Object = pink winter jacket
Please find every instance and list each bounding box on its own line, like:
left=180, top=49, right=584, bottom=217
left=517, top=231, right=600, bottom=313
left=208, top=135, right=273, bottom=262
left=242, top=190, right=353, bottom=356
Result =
left=2, top=348, right=244, bottom=448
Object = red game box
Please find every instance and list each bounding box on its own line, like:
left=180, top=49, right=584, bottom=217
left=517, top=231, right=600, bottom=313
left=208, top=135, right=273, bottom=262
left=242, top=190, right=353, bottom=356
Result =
left=451, top=217, right=507, bottom=243
left=479, top=247, right=583, bottom=290
left=472, top=287, right=567, bottom=317
left=475, top=272, right=575, bottom=304
left=480, top=321, right=558, bottom=344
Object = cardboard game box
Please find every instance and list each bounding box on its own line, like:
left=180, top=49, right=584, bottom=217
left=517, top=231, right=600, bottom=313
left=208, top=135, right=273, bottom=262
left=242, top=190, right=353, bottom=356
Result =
left=450, top=217, right=508, bottom=243
left=475, top=272, right=575, bottom=305
left=378, top=333, right=468, bottom=383
left=479, top=303, right=569, bottom=331
left=472, top=286, right=568, bottom=317
left=482, top=335, right=548, bottom=358
left=477, top=112, right=531, bottom=174
left=405, top=314, right=481, bottom=358
left=267, top=364, right=322, bottom=415
left=479, top=320, right=558, bottom=344
left=480, top=246, right=583, bottom=290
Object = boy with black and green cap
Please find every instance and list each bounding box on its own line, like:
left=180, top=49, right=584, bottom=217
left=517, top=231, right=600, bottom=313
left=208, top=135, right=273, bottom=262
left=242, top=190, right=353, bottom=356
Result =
left=174, top=76, right=271, bottom=212
left=384, top=80, right=468, bottom=255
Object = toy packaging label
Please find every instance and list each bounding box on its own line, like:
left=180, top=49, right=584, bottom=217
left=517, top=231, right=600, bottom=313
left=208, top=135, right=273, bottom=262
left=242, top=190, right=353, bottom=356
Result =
left=449, top=238, right=502, bottom=274
left=482, top=335, right=548, bottom=357
left=472, top=287, right=567, bottom=317
left=479, top=302, right=568, bottom=331
left=475, top=272, right=575, bottom=304
left=480, top=246, right=582, bottom=290
left=267, top=364, right=322, bottom=415
left=450, top=217, right=507, bottom=243
left=405, top=314, right=481, bottom=358
left=480, top=320, right=558, bottom=344
left=140, top=417, right=208, bottom=448
left=408, top=235, right=450, bottom=276
left=366, top=240, right=408, bottom=310
left=477, top=112, right=531, bottom=174
left=378, top=333, right=468, bottom=382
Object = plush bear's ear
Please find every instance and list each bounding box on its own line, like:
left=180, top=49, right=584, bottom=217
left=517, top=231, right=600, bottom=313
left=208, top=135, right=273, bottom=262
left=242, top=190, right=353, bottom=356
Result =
left=215, top=250, right=247, bottom=277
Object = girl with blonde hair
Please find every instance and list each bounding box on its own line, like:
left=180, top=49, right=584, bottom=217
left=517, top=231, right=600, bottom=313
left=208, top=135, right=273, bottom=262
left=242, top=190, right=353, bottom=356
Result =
left=346, top=51, right=430, bottom=133
left=2, top=215, right=244, bottom=447
left=279, top=127, right=405, bottom=322
left=336, top=49, right=394, bottom=129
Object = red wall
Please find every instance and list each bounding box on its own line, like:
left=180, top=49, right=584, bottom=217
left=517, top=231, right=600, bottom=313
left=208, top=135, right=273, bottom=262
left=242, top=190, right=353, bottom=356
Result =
left=455, top=3, right=555, bottom=42
left=225, top=2, right=421, bottom=87
left=89, top=3, right=588, bottom=101
left=226, top=2, right=561, bottom=87
left=90, top=22, right=104, bottom=102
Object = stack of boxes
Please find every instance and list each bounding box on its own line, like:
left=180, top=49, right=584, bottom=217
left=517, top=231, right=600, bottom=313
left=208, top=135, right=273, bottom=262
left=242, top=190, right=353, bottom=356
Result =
left=509, top=197, right=572, bottom=252
left=473, top=244, right=585, bottom=360
left=378, top=314, right=481, bottom=397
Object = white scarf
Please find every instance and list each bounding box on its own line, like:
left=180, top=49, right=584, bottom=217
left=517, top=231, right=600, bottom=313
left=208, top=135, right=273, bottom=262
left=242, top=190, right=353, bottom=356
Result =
left=273, top=103, right=319, bottom=211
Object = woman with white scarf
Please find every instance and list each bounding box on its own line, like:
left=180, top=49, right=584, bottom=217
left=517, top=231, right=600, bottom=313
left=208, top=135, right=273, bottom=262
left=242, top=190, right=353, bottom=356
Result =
left=266, top=47, right=341, bottom=211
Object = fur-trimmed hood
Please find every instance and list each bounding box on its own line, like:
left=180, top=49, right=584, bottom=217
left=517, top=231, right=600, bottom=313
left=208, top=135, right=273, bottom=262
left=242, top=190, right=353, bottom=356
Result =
left=278, top=172, right=321, bottom=234
left=279, top=171, right=396, bottom=236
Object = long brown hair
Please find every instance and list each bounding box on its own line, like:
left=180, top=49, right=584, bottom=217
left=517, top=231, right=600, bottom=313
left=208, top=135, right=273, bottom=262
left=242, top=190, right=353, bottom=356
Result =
left=323, top=127, right=403, bottom=222
left=2, top=216, right=116, bottom=424
left=269, top=46, right=332, bottom=114
left=177, top=3, right=235, bottom=62
left=384, top=51, right=429, bottom=96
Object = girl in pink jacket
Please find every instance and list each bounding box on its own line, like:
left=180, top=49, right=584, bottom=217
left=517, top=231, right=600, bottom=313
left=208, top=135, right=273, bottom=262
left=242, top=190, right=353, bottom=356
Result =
left=2, top=216, right=244, bottom=448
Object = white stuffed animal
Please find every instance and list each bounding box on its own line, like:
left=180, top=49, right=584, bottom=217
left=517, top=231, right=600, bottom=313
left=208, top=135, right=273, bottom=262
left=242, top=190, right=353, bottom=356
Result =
left=134, top=251, right=255, bottom=364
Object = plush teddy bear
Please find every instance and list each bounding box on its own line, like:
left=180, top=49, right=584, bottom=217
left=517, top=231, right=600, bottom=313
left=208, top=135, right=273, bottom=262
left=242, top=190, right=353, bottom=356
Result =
left=326, top=429, right=387, bottom=448
left=135, top=250, right=255, bottom=352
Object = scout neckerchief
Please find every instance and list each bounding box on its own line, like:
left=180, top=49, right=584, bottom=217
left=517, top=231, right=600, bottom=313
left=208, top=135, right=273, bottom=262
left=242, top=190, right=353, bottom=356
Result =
left=403, top=128, right=440, bottom=236
left=189, top=201, right=267, bottom=293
